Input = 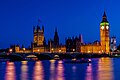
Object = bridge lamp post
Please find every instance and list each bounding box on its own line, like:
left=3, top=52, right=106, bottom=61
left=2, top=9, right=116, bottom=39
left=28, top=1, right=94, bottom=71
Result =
left=38, top=49, right=40, bottom=53
left=73, top=49, right=75, bottom=53
left=23, top=48, right=26, bottom=53
left=9, top=48, right=13, bottom=53
left=88, top=50, right=90, bottom=53
left=51, top=48, right=54, bottom=53
left=99, top=51, right=101, bottom=54
left=59, top=49, right=61, bottom=53
left=101, top=50, right=104, bottom=54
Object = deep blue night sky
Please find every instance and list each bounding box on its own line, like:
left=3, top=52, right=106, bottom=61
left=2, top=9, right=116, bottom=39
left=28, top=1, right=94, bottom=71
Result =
left=0, top=0, right=119, bottom=48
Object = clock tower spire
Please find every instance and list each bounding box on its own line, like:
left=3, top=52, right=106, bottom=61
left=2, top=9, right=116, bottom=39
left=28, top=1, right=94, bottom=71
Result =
left=101, top=11, right=108, bottom=22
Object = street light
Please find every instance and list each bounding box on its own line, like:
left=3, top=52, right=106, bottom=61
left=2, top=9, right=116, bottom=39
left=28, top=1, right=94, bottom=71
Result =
left=73, top=49, right=75, bottom=52
left=88, top=50, right=90, bottom=53
left=23, top=48, right=26, bottom=53
left=59, top=49, right=61, bottom=53
left=99, top=51, right=101, bottom=53
left=38, top=49, right=40, bottom=53
left=9, top=48, right=13, bottom=53
left=51, top=48, right=54, bottom=53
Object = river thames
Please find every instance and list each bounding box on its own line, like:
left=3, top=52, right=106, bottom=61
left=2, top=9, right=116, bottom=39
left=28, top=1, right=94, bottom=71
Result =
left=0, top=58, right=120, bottom=80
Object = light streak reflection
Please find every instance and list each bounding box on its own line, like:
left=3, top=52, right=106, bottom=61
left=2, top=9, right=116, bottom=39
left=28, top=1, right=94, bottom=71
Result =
left=85, top=63, right=93, bottom=80
left=5, top=62, right=16, bottom=80
left=56, top=60, right=64, bottom=80
left=98, top=58, right=113, bottom=80
left=33, top=61, right=44, bottom=80
left=50, top=60, right=55, bottom=80
left=21, top=61, right=28, bottom=80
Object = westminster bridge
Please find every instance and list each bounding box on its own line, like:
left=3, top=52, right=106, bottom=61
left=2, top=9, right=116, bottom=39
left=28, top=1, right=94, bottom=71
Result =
left=0, top=52, right=120, bottom=61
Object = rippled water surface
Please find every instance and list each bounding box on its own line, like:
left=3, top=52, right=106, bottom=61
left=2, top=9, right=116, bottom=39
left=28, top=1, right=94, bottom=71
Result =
left=0, top=58, right=120, bottom=80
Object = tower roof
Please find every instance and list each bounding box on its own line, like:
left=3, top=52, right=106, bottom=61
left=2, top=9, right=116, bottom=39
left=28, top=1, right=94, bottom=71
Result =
left=54, top=27, right=59, bottom=45
left=101, top=11, right=108, bottom=23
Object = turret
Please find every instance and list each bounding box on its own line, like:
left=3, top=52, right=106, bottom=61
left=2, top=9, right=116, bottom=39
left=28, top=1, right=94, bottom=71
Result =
left=101, top=11, right=108, bottom=23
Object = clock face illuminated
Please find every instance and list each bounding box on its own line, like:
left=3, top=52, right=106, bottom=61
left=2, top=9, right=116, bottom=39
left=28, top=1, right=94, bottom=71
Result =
left=106, top=26, right=109, bottom=29
left=101, top=26, right=104, bottom=30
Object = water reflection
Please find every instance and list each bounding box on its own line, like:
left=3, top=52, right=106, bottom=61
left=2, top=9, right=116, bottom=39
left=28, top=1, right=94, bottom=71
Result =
left=5, top=62, right=16, bottom=80
left=71, top=65, right=77, bottom=80
left=85, top=58, right=114, bottom=80
left=33, top=61, right=44, bottom=80
left=0, top=58, right=116, bottom=80
left=50, top=60, right=55, bottom=80
left=56, top=60, right=64, bottom=80
left=50, top=60, right=64, bottom=80
left=85, top=63, right=93, bottom=80
left=98, top=58, right=113, bottom=80
left=0, top=62, right=6, bottom=80
left=21, top=61, right=28, bottom=80
left=72, top=66, right=76, bottom=72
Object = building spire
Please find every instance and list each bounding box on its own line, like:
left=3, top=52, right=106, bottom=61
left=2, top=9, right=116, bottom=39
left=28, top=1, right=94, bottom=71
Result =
left=54, top=27, right=59, bottom=46
left=101, top=11, right=108, bottom=23
left=103, top=11, right=106, bottom=17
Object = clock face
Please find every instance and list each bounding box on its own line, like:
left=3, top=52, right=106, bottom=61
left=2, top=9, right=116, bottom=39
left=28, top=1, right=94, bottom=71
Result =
left=106, top=26, right=109, bottom=30
left=101, top=26, right=104, bottom=30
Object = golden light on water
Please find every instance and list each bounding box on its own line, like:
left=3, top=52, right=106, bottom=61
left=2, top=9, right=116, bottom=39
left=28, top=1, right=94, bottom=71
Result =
left=21, top=61, right=28, bottom=80
left=2, top=58, right=115, bottom=80
left=50, top=60, right=55, bottom=80
left=21, top=61, right=28, bottom=65
left=33, top=61, right=44, bottom=80
left=85, top=58, right=114, bottom=80
left=50, top=60, right=64, bottom=80
left=50, top=60, right=55, bottom=63
left=98, top=58, right=114, bottom=80
left=56, top=61, right=64, bottom=80
left=5, top=62, right=16, bottom=80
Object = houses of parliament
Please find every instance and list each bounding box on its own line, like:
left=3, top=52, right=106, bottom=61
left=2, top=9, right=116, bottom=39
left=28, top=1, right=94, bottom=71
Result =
left=13, top=11, right=115, bottom=54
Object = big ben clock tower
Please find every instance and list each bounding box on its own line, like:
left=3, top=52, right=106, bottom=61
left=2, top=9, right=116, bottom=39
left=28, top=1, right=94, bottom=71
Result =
left=100, top=11, right=110, bottom=53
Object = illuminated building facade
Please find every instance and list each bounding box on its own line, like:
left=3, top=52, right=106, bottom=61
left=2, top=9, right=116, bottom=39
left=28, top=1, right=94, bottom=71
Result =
left=32, top=25, right=45, bottom=52
left=48, top=28, right=66, bottom=53
left=80, top=41, right=101, bottom=53
left=12, top=44, right=31, bottom=53
left=66, top=34, right=83, bottom=52
left=12, top=11, right=110, bottom=54
left=80, top=11, right=110, bottom=53
left=33, top=25, right=44, bottom=46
